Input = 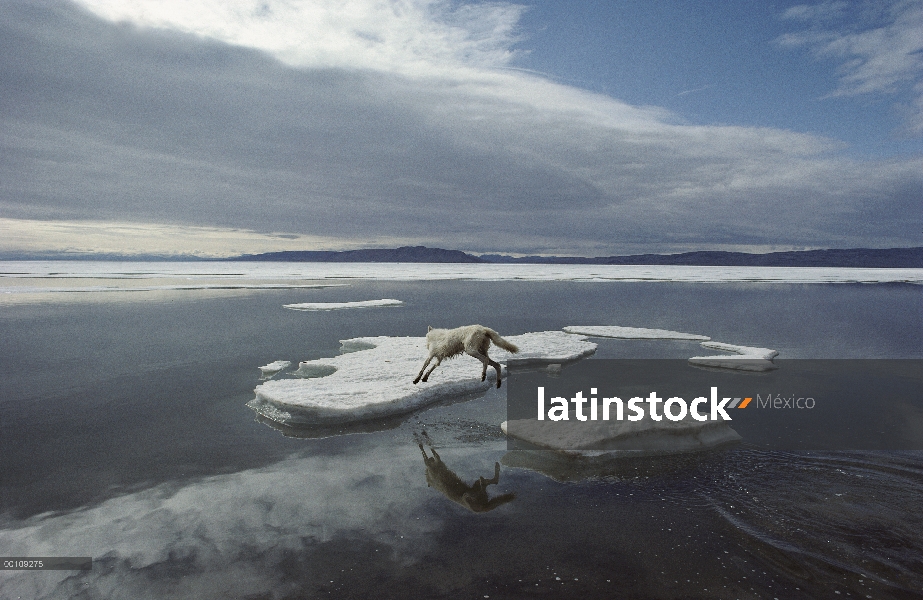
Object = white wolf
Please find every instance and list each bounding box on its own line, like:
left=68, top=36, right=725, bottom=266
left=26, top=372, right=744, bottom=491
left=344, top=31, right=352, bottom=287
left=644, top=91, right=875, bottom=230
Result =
left=413, top=325, right=519, bottom=388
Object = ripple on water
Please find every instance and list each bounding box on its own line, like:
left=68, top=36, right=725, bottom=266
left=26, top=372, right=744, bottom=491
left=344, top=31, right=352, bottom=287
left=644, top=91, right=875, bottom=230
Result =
left=694, top=449, right=923, bottom=596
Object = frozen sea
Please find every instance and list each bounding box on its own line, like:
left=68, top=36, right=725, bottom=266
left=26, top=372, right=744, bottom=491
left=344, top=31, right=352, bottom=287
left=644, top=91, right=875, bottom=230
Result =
left=1, top=262, right=922, bottom=599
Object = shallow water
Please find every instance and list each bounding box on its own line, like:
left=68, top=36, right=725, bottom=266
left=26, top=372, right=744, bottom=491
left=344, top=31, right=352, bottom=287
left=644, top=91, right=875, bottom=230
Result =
left=1, top=270, right=921, bottom=598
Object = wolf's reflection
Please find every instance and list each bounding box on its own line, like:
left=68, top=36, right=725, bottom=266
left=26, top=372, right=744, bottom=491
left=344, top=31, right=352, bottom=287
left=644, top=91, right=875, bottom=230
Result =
left=417, top=439, right=516, bottom=513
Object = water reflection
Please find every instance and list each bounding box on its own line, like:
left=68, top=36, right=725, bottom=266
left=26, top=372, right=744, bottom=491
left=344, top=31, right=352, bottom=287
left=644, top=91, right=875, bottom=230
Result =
left=418, top=436, right=515, bottom=512
left=501, top=446, right=736, bottom=483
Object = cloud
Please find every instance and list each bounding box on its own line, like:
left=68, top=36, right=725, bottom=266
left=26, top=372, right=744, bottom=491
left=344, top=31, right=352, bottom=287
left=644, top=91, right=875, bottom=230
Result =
left=781, top=1, right=850, bottom=22
left=0, top=218, right=415, bottom=257
left=74, top=0, right=527, bottom=76
left=1, top=0, right=921, bottom=255
left=778, top=0, right=923, bottom=134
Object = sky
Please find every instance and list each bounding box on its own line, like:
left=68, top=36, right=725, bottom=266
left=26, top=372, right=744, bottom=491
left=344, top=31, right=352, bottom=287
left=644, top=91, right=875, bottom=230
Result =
left=1, top=0, right=921, bottom=257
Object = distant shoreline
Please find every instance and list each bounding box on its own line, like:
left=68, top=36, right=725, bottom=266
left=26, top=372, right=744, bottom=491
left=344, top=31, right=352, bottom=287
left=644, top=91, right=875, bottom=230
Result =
left=2, top=245, right=922, bottom=268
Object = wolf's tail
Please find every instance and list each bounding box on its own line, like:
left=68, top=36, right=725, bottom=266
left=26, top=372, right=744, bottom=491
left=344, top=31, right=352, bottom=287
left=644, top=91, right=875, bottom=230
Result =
left=487, top=330, right=519, bottom=353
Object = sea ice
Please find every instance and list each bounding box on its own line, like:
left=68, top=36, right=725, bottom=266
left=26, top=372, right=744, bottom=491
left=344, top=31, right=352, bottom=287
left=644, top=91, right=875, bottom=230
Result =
left=249, top=331, right=596, bottom=426
left=5, top=261, right=921, bottom=284
left=283, top=299, right=403, bottom=311
left=1, top=283, right=345, bottom=294
left=688, top=341, right=779, bottom=371
left=563, top=325, right=710, bottom=340
left=259, top=360, right=291, bottom=376
left=501, top=415, right=740, bottom=457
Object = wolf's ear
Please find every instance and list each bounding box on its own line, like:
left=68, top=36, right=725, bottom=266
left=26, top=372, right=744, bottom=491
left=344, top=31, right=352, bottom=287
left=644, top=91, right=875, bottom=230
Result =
left=428, top=325, right=433, bottom=331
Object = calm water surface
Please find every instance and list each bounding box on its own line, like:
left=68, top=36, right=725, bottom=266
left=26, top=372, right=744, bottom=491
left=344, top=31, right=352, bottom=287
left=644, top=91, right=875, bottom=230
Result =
left=1, top=279, right=921, bottom=598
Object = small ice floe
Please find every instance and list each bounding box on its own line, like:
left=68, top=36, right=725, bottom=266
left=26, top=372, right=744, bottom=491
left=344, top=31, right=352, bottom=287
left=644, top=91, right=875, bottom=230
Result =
left=688, top=341, right=779, bottom=372
left=283, top=299, right=403, bottom=311
left=249, top=331, right=596, bottom=426
left=501, top=331, right=597, bottom=367
left=501, top=416, right=740, bottom=458
left=258, top=360, right=291, bottom=377
left=563, top=325, right=710, bottom=341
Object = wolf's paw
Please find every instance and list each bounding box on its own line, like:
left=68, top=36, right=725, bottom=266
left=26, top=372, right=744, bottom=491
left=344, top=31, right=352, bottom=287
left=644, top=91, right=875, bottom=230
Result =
left=481, top=374, right=486, bottom=381
left=496, top=379, right=502, bottom=389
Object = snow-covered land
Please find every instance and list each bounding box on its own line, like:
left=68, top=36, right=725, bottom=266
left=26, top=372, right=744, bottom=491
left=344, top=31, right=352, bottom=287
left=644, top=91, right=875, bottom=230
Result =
left=501, top=417, right=741, bottom=457
left=249, top=331, right=596, bottom=426
left=563, top=325, right=710, bottom=340
left=283, top=299, right=403, bottom=311
left=688, top=341, right=779, bottom=371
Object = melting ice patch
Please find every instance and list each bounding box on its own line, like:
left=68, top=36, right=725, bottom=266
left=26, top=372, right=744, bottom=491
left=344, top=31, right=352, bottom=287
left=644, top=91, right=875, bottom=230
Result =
left=249, top=332, right=596, bottom=426
left=563, top=325, right=710, bottom=340
left=283, top=299, right=403, bottom=311
left=688, top=341, right=779, bottom=372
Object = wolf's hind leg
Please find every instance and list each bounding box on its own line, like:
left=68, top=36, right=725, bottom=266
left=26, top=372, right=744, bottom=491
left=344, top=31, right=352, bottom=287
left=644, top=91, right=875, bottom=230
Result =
left=466, top=350, right=503, bottom=388
left=414, top=355, right=433, bottom=384
left=421, top=357, right=441, bottom=382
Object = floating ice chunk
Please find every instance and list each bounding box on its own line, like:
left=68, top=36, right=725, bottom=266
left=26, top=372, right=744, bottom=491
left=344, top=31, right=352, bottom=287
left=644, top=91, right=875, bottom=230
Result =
left=563, top=325, right=710, bottom=340
left=249, top=332, right=596, bottom=426
left=283, top=299, right=403, bottom=311
left=501, top=415, right=740, bottom=457
left=258, top=360, right=291, bottom=376
left=497, top=331, right=597, bottom=367
left=688, top=341, right=779, bottom=371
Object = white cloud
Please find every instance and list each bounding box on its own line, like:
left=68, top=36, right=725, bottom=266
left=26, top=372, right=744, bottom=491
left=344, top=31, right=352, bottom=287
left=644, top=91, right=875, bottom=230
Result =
left=74, top=0, right=527, bottom=76
left=0, top=218, right=414, bottom=257
left=778, top=0, right=923, bottom=134
left=781, top=1, right=850, bottom=22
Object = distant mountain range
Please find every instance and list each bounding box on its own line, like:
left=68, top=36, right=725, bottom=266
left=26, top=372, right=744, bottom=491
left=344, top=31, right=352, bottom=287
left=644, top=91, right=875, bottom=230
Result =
left=3, top=246, right=922, bottom=267
left=233, top=246, right=482, bottom=263
left=478, top=247, right=923, bottom=268
left=234, top=245, right=923, bottom=267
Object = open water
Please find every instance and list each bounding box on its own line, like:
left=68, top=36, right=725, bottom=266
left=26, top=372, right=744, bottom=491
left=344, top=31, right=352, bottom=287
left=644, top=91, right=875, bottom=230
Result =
left=1, top=263, right=921, bottom=598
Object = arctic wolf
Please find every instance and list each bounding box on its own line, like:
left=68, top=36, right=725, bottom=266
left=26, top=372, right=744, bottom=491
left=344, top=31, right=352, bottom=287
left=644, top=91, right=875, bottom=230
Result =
left=412, top=325, right=519, bottom=388
left=418, top=440, right=516, bottom=513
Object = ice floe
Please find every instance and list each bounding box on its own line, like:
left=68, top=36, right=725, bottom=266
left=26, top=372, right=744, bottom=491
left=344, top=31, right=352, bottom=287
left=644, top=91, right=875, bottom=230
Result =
left=258, top=360, right=291, bottom=377
left=283, top=299, right=403, bottom=311
left=501, top=416, right=740, bottom=457
left=688, top=341, right=779, bottom=371
left=564, top=325, right=710, bottom=340
left=249, top=331, right=596, bottom=426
